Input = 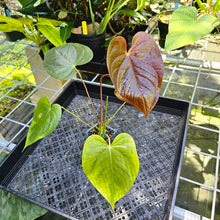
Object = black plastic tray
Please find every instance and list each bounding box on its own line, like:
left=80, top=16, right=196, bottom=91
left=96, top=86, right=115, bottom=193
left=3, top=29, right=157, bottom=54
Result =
left=0, top=80, right=189, bottom=220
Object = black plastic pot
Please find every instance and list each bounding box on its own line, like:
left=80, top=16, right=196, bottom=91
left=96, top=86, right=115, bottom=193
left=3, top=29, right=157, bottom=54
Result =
left=4, top=31, right=25, bottom=42
left=157, top=11, right=173, bottom=49
left=158, top=11, right=185, bottom=50
left=67, top=32, right=106, bottom=62
left=158, top=19, right=169, bottom=49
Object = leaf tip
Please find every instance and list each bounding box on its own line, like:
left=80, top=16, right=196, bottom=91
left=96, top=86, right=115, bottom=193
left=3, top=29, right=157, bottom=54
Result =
left=111, top=203, right=115, bottom=211
left=22, top=142, right=29, bottom=152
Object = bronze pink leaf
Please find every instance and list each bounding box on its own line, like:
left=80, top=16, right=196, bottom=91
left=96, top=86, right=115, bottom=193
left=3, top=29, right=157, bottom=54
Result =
left=106, top=31, right=164, bottom=118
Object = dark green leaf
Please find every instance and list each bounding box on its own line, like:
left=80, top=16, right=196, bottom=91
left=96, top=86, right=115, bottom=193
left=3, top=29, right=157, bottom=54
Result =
left=24, top=97, right=61, bottom=150
left=41, top=43, right=50, bottom=55
left=82, top=133, right=139, bottom=209
left=18, top=7, right=54, bottom=17
left=0, top=189, right=47, bottom=220
left=0, top=154, right=8, bottom=163
left=60, top=22, right=73, bottom=43
left=17, top=0, right=38, bottom=8
left=43, top=43, right=93, bottom=80
left=119, top=9, right=147, bottom=21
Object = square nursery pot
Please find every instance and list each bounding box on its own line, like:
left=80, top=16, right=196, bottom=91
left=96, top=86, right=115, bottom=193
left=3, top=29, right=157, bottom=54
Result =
left=0, top=80, right=189, bottom=220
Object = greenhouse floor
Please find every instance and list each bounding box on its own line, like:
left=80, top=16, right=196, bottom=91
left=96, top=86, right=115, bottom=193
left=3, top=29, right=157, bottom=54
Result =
left=0, top=31, right=220, bottom=220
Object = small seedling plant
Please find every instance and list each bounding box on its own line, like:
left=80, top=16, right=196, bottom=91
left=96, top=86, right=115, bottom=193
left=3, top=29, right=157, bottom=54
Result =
left=23, top=32, right=164, bottom=209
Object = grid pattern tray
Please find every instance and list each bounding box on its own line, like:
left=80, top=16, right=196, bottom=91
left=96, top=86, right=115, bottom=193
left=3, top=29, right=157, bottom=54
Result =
left=0, top=81, right=189, bottom=220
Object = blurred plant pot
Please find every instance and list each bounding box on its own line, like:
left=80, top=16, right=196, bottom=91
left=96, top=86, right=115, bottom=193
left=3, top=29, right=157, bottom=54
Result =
left=67, top=32, right=105, bottom=62
left=157, top=19, right=168, bottom=48
left=67, top=23, right=106, bottom=62
left=4, top=31, right=25, bottom=42
left=158, top=11, right=172, bottom=49
left=25, top=45, right=67, bottom=104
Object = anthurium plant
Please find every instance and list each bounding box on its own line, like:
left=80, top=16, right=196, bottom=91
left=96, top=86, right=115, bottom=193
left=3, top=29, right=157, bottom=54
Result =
left=23, top=31, right=164, bottom=209
left=164, top=5, right=220, bottom=51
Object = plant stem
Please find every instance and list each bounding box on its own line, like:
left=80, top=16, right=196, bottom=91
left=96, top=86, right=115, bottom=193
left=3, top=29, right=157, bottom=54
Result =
left=103, top=96, right=109, bottom=128
left=88, top=0, right=96, bottom=34
left=100, top=74, right=110, bottom=128
left=82, top=0, right=88, bottom=19
left=73, top=66, right=100, bottom=125
left=107, top=135, right=111, bottom=146
left=106, top=102, right=126, bottom=127
left=69, top=0, right=73, bottom=11
left=61, top=106, right=94, bottom=128
left=195, top=0, right=207, bottom=12
left=98, top=0, right=115, bottom=34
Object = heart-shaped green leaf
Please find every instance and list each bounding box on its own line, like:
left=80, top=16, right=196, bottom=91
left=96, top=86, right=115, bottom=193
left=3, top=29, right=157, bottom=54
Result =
left=164, top=6, right=217, bottom=51
left=43, top=43, right=93, bottom=80
left=106, top=31, right=164, bottom=118
left=24, top=97, right=61, bottom=150
left=82, top=133, right=139, bottom=209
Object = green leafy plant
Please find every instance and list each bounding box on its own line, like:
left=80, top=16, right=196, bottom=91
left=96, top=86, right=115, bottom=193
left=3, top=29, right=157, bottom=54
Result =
left=109, top=0, right=151, bottom=35
left=0, top=15, right=72, bottom=53
left=88, top=0, right=130, bottom=34
left=16, top=0, right=130, bottom=34
left=147, top=0, right=171, bottom=14
left=106, top=0, right=169, bottom=41
left=195, top=0, right=220, bottom=16
left=0, top=62, right=35, bottom=117
left=164, top=5, right=220, bottom=51
left=23, top=31, right=164, bottom=209
left=119, top=0, right=170, bottom=19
